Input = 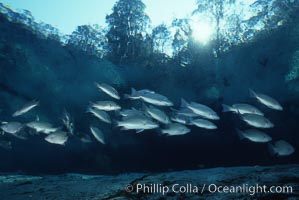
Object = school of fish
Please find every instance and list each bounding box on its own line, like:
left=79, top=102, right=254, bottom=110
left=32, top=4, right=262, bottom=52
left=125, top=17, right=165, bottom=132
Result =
left=0, top=83, right=295, bottom=157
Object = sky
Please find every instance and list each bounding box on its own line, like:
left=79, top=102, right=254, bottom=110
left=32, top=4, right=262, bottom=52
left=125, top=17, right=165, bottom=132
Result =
left=0, top=0, right=197, bottom=34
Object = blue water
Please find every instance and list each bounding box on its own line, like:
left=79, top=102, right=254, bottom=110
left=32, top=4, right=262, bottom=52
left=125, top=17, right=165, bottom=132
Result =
left=0, top=1, right=298, bottom=175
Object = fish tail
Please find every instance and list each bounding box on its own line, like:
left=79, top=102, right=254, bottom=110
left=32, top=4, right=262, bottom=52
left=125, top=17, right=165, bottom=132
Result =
left=154, top=128, right=163, bottom=136
left=94, top=82, right=101, bottom=88
left=89, top=101, right=96, bottom=108
left=113, top=120, right=120, bottom=127
left=160, top=129, right=167, bottom=135
left=131, top=88, right=137, bottom=95
left=222, top=104, right=233, bottom=112
left=267, top=143, right=277, bottom=156
left=123, top=94, right=131, bottom=99
left=86, top=107, right=93, bottom=113
left=249, top=89, right=257, bottom=98
left=180, top=98, right=189, bottom=108
left=12, top=112, right=19, bottom=117
left=235, top=128, right=245, bottom=140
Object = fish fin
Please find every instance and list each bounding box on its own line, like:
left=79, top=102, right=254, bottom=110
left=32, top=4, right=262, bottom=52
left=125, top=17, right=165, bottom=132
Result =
left=188, top=120, right=194, bottom=126
left=55, top=126, right=63, bottom=132
left=35, top=100, right=40, bottom=106
left=236, top=128, right=245, bottom=140
left=222, top=104, right=234, bottom=112
left=141, top=103, right=148, bottom=112
left=136, top=129, right=144, bottom=133
left=124, top=94, right=131, bottom=99
left=114, top=110, right=121, bottom=116
left=1, top=122, right=8, bottom=124
left=249, top=89, right=257, bottom=98
left=120, top=127, right=128, bottom=131
left=94, top=82, right=101, bottom=88
left=112, top=120, right=119, bottom=127
left=86, top=107, right=93, bottom=113
left=13, top=134, right=27, bottom=140
left=144, top=112, right=151, bottom=118
left=89, top=101, right=95, bottom=107
left=131, top=88, right=137, bottom=95
left=154, top=128, right=162, bottom=134
left=268, top=143, right=277, bottom=156
left=180, top=98, right=189, bottom=108
left=160, top=129, right=169, bottom=135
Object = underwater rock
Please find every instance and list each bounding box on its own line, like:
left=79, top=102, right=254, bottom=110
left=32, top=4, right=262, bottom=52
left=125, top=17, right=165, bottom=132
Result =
left=285, top=50, right=299, bottom=97
left=0, top=165, right=298, bottom=199
left=285, top=50, right=299, bottom=82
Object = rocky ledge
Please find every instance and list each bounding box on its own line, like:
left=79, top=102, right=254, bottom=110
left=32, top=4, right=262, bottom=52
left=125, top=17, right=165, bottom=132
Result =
left=0, top=165, right=298, bottom=200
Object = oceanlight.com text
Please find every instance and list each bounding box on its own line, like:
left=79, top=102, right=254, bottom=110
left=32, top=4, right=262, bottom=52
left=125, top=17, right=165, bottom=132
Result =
left=125, top=183, right=293, bottom=196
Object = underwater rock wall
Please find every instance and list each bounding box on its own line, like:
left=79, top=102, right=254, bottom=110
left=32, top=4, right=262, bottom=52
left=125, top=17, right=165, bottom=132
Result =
left=285, top=18, right=299, bottom=97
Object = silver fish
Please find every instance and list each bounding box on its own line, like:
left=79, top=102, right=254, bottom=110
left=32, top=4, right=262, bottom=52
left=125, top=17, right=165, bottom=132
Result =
left=90, top=126, right=105, bottom=144
left=87, top=107, right=111, bottom=124
left=95, top=82, right=120, bottom=100
left=12, top=100, right=39, bottom=117
left=116, top=115, right=159, bottom=133
left=191, top=119, right=217, bottom=130
left=62, top=109, right=74, bottom=135
left=124, top=88, right=155, bottom=99
left=241, top=114, right=274, bottom=128
left=91, top=101, right=121, bottom=111
left=126, top=88, right=173, bottom=106
left=27, top=121, right=60, bottom=134
left=144, top=104, right=170, bottom=124
left=77, top=133, right=92, bottom=143
left=171, top=115, right=193, bottom=125
left=119, top=108, right=146, bottom=117
left=222, top=103, right=264, bottom=115
left=268, top=140, right=295, bottom=156
left=236, top=129, right=272, bottom=143
left=1, top=122, right=23, bottom=134
left=181, top=99, right=219, bottom=120
left=45, top=131, right=68, bottom=145
left=161, top=123, right=190, bottom=136
left=171, top=108, right=198, bottom=117
left=250, top=89, right=283, bottom=111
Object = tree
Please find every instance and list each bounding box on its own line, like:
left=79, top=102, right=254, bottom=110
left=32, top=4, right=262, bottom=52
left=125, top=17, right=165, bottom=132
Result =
left=66, top=25, right=107, bottom=58
left=171, top=18, right=192, bottom=66
left=151, top=24, right=171, bottom=55
left=193, top=0, right=236, bottom=56
left=105, top=0, right=150, bottom=63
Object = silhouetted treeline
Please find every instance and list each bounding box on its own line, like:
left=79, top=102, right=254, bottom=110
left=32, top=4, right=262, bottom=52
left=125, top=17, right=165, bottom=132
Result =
left=1, top=0, right=298, bottom=66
